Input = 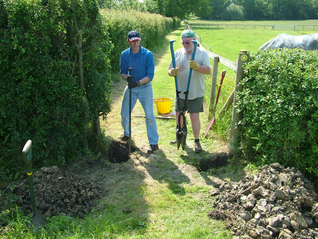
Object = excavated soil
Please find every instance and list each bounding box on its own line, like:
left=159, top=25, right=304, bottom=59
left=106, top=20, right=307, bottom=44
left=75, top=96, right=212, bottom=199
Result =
left=5, top=140, right=137, bottom=219
left=208, top=163, right=318, bottom=238
left=9, top=162, right=106, bottom=219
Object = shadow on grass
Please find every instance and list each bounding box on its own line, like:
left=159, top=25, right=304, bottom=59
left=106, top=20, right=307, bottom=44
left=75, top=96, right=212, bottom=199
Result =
left=99, top=138, right=151, bottom=235
left=180, top=148, right=247, bottom=185
left=107, top=138, right=190, bottom=196
left=143, top=150, right=191, bottom=196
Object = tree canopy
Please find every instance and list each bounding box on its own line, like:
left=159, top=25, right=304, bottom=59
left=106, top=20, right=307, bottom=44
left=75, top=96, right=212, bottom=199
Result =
left=207, top=0, right=318, bottom=20
left=97, top=0, right=211, bottom=19
left=98, top=0, right=318, bottom=21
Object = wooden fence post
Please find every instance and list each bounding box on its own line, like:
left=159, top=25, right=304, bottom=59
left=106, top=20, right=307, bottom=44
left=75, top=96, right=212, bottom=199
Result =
left=229, top=50, right=249, bottom=157
left=208, top=57, right=219, bottom=119
left=219, top=89, right=234, bottom=117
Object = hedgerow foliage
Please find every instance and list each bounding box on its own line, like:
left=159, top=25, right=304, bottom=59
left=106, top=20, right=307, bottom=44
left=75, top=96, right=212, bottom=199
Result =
left=0, top=0, right=112, bottom=177
left=237, top=49, right=318, bottom=177
left=0, top=0, right=175, bottom=179
left=101, top=9, right=176, bottom=72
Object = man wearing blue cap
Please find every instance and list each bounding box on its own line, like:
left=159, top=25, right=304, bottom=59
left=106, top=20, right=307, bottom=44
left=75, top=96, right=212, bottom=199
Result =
left=168, top=30, right=211, bottom=153
left=119, top=30, right=159, bottom=154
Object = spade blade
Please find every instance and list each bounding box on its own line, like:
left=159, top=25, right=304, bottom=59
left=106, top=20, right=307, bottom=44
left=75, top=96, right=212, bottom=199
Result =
left=176, top=126, right=182, bottom=150
left=181, top=126, right=187, bottom=150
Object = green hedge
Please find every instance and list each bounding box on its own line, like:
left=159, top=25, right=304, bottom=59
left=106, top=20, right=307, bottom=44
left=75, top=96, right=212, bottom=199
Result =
left=237, top=49, right=318, bottom=177
left=0, top=0, right=178, bottom=180
left=101, top=9, right=177, bottom=72
left=0, top=0, right=112, bottom=178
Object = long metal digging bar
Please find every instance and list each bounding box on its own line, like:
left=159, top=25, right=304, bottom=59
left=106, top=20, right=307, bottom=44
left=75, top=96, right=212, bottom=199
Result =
left=170, top=40, right=183, bottom=149
left=22, top=140, right=47, bottom=231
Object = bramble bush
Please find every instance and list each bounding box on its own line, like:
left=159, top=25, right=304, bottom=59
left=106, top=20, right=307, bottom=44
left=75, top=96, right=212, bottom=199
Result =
left=237, top=49, right=318, bottom=177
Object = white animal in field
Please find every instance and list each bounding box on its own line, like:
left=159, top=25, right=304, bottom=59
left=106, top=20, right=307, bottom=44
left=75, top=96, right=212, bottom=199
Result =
left=260, top=33, right=318, bottom=50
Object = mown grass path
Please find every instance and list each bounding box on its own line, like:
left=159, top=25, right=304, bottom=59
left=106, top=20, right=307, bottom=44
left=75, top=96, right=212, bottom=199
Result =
left=98, top=29, right=241, bottom=238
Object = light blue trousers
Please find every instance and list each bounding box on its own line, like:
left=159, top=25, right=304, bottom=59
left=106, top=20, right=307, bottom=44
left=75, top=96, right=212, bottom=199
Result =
left=121, top=82, right=159, bottom=145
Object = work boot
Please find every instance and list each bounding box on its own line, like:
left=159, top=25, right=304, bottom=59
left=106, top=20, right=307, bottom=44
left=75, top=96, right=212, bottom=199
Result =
left=195, top=142, right=202, bottom=153
left=118, top=134, right=130, bottom=142
left=147, top=144, right=159, bottom=154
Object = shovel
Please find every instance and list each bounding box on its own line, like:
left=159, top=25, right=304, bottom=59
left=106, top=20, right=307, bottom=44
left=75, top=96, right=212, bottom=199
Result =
left=176, top=110, right=186, bottom=150
left=170, top=40, right=183, bottom=149
left=127, top=67, right=133, bottom=154
left=22, top=140, right=47, bottom=231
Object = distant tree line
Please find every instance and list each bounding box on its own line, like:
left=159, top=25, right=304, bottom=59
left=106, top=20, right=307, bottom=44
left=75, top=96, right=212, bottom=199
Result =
left=97, top=0, right=211, bottom=20
left=206, top=0, right=318, bottom=20
left=97, top=0, right=318, bottom=21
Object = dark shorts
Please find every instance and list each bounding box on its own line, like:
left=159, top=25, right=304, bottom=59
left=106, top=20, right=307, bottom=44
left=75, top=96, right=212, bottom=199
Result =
left=175, top=97, right=204, bottom=113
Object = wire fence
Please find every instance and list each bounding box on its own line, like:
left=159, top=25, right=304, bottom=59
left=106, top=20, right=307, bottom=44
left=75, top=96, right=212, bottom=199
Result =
left=193, top=30, right=237, bottom=129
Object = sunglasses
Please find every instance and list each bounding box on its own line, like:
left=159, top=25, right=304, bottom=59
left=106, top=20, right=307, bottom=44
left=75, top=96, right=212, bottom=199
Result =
left=181, top=41, right=191, bottom=45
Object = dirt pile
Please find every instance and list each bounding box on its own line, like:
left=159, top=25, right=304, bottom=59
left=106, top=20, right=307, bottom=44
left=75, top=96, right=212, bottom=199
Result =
left=208, top=163, right=318, bottom=238
left=9, top=165, right=106, bottom=219
left=6, top=140, right=136, bottom=221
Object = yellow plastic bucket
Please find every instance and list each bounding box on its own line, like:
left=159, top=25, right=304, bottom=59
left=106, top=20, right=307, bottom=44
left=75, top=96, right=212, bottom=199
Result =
left=154, top=97, right=172, bottom=114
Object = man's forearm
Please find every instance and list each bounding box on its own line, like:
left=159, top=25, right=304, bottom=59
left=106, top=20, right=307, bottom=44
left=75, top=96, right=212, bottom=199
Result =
left=138, top=76, right=151, bottom=85
left=197, top=66, right=211, bottom=75
left=121, top=74, right=128, bottom=81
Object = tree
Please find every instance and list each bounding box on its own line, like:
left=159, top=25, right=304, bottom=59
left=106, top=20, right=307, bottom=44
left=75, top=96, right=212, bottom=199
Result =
left=220, top=3, right=244, bottom=20
left=294, top=0, right=317, bottom=19
left=97, top=0, right=146, bottom=11
left=205, top=0, right=318, bottom=20
left=192, top=0, right=211, bottom=18
left=151, top=0, right=211, bottom=19
left=203, top=0, right=228, bottom=20
left=241, top=0, right=268, bottom=20
left=143, top=0, right=159, bottom=14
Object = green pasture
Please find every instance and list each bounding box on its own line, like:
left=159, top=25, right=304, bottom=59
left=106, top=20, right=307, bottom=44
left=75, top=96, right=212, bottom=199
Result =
left=192, top=26, right=318, bottom=60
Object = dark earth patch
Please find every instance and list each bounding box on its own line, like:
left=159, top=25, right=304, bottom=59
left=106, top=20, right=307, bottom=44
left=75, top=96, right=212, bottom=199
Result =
left=197, top=152, right=228, bottom=171
left=108, top=139, right=138, bottom=163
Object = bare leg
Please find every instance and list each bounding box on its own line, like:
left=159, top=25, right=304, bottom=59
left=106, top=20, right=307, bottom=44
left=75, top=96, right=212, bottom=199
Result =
left=190, top=112, right=200, bottom=140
